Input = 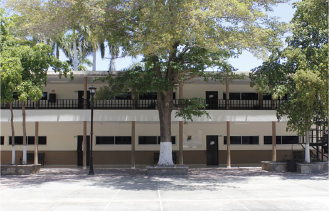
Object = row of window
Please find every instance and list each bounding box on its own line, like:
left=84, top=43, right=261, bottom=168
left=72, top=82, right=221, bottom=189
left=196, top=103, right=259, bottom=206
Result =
left=223, top=136, right=299, bottom=145
left=1, top=136, right=48, bottom=145
left=0, top=135, right=299, bottom=146
left=96, top=136, right=176, bottom=145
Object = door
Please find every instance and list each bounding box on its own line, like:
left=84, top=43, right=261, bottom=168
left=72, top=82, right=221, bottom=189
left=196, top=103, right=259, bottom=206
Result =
left=206, top=135, right=218, bottom=165
left=78, top=91, right=90, bottom=109
left=206, top=91, right=218, bottom=109
left=77, top=136, right=90, bottom=166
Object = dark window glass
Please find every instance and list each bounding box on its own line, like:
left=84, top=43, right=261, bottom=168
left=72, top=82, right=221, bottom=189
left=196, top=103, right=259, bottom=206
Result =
left=242, top=136, right=259, bottom=145
left=282, top=136, right=299, bottom=144
left=263, top=93, right=272, bottom=100
left=139, top=92, right=157, bottom=100
left=96, top=136, right=114, bottom=144
left=158, top=136, right=176, bottom=144
left=13, top=92, right=19, bottom=100
left=115, top=136, right=131, bottom=145
left=9, top=136, right=24, bottom=145
left=173, top=92, right=176, bottom=100
left=41, top=92, right=47, bottom=100
left=241, top=93, right=258, bottom=100
left=229, top=93, right=240, bottom=100
left=139, top=136, right=158, bottom=145
left=114, top=92, right=131, bottom=100
left=1, top=136, right=4, bottom=145
left=224, top=136, right=241, bottom=144
left=264, top=136, right=281, bottom=144
left=28, top=136, right=47, bottom=145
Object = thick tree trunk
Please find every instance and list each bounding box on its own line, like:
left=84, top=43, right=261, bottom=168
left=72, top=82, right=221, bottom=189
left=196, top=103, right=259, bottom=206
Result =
left=9, top=103, right=15, bottom=164
left=21, top=102, right=27, bottom=164
left=157, top=91, right=174, bottom=166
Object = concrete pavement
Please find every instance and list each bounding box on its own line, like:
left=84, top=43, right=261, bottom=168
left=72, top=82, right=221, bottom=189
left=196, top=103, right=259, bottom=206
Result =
left=1, top=167, right=328, bottom=211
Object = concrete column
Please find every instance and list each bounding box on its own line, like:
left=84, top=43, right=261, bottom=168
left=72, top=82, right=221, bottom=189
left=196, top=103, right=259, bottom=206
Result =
left=259, top=93, right=263, bottom=109
left=179, top=83, right=184, bottom=164
left=83, top=77, right=88, bottom=109
left=131, top=121, right=136, bottom=168
left=226, top=121, right=231, bottom=168
left=34, top=122, right=39, bottom=164
left=83, top=121, right=87, bottom=168
left=272, top=121, right=277, bottom=161
left=225, top=78, right=230, bottom=110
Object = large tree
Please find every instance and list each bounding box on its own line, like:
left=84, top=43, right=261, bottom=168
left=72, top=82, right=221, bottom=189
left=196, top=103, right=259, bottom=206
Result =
left=6, top=0, right=288, bottom=165
left=250, top=0, right=328, bottom=162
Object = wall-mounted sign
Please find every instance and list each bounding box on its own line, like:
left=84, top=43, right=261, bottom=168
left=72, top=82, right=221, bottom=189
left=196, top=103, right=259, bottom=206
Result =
left=52, top=90, right=55, bottom=92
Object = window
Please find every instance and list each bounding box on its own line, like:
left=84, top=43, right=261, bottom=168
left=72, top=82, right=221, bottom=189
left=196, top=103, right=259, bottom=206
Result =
left=139, top=136, right=158, bottom=145
left=264, top=136, right=299, bottom=145
left=264, top=136, right=281, bottom=145
left=263, top=93, right=272, bottom=100
left=27, top=136, right=47, bottom=145
left=115, top=136, right=131, bottom=145
left=41, top=92, right=47, bottom=100
left=9, top=136, right=24, bottom=145
left=224, top=136, right=259, bottom=145
left=13, top=92, right=19, bottom=100
left=139, top=92, right=157, bottom=100
left=223, top=93, right=259, bottom=100
left=96, top=136, right=132, bottom=145
left=96, top=136, right=114, bottom=144
left=224, top=136, right=241, bottom=145
left=282, top=136, right=299, bottom=144
left=114, top=92, right=131, bottom=100
left=242, top=136, right=259, bottom=145
left=139, top=136, right=176, bottom=145
left=241, top=93, right=258, bottom=100
left=1, top=136, right=4, bottom=145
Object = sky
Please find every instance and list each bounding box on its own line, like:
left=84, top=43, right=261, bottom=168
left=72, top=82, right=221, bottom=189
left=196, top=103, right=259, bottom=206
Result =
left=72, top=0, right=298, bottom=72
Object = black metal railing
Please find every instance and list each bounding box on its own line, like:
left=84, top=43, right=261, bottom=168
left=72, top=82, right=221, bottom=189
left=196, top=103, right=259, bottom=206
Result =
left=1, top=99, right=284, bottom=110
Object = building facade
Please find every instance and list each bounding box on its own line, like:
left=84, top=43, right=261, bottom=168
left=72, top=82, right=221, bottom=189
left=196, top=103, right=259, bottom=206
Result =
left=0, top=71, right=307, bottom=167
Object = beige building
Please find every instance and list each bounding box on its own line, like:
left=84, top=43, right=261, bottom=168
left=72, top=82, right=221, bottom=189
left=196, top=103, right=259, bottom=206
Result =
left=1, top=71, right=307, bottom=167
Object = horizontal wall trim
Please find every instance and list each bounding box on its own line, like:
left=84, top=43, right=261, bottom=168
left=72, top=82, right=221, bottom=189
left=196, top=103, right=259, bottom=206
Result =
left=1, top=110, right=287, bottom=123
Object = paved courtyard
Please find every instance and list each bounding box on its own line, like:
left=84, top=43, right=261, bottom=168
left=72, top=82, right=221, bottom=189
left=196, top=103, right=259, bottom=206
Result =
left=0, top=167, right=328, bottom=211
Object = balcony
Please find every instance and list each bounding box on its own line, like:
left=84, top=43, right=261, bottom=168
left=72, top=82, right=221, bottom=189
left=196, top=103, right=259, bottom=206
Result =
left=1, top=99, right=284, bottom=110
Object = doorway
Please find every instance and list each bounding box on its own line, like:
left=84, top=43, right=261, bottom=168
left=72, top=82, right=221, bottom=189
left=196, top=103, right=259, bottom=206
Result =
left=77, top=136, right=90, bottom=166
left=206, top=91, right=218, bottom=109
left=206, top=135, right=219, bottom=165
left=78, top=91, right=90, bottom=109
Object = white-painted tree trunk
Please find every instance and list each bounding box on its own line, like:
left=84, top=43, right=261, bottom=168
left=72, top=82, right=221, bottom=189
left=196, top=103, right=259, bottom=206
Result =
left=12, top=146, right=15, bottom=164
left=305, top=131, right=310, bottom=163
left=158, top=142, right=174, bottom=166
left=22, top=146, right=27, bottom=164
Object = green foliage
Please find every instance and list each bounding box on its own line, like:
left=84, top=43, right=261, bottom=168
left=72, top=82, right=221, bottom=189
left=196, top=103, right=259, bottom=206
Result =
left=0, top=11, right=72, bottom=104
left=250, top=0, right=328, bottom=135
left=175, top=98, right=211, bottom=124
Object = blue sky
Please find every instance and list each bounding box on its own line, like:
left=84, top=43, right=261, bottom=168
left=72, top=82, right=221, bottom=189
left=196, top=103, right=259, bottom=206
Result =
left=80, top=0, right=298, bottom=72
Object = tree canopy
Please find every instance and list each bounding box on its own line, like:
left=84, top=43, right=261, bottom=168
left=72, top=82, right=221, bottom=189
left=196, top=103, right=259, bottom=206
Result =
left=5, top=0, right=290, bottom=165
left=250, top=0, right=328, bottom=135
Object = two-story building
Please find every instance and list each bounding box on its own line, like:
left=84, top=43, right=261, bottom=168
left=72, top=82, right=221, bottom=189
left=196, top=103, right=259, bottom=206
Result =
left=0, top=71, right=309, bottom=167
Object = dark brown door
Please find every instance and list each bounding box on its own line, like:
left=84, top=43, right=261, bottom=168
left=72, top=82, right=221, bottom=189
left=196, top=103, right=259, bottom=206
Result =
left=206, top=91, right=218, bottom=109
left=77, top=136, right=90, bottom=166
left=78, top=91, right=90, bottom=109
left=206, top=135, right=218, bottom=165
